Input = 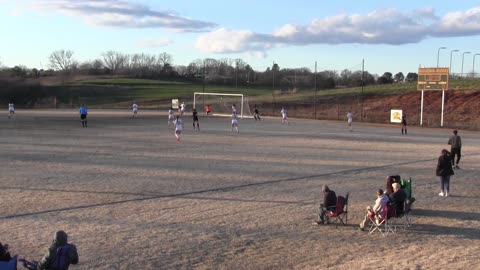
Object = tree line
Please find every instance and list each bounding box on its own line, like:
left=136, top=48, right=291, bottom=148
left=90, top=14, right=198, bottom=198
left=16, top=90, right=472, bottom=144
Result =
left=0, top=50, right=419, bottom=89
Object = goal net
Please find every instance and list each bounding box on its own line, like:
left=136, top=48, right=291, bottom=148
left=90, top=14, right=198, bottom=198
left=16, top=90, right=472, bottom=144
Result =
left=193, top=92, right=250, bottom=118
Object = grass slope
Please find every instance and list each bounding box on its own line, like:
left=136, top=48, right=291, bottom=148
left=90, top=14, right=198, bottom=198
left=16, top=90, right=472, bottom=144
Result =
left=47, top=77, right=480, bottom=106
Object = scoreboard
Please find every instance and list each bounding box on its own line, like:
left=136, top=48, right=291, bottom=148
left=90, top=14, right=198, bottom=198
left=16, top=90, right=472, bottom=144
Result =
left=417, top=68, right=449, bottom=90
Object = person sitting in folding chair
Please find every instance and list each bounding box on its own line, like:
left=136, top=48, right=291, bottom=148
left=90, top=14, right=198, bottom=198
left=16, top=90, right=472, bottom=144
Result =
left=313, top=185, right=337, bottom=225
left=0, top=242, right=17, bottom=270
left=0, top=242, right=12, bottom=262
left=20, top=230, right=78, bottom=270
left=359, top=189, right=389, bottom=231
left=388, top=183, right=406, bottom=216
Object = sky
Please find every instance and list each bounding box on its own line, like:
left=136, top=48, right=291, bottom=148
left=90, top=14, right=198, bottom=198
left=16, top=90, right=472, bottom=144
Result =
left=1, top=0, right=480, bottom=75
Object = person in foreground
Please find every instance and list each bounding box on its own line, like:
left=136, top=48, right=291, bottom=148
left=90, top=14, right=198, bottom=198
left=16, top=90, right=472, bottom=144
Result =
left=20, top=230, right=79, bottom=270
left=0, top=242, right=12, bottom=261
left=359, top=189, right=389, bottom=231
left=314, top=185, right=337, bottom=225
left=436, top=149, right=454, bottom=197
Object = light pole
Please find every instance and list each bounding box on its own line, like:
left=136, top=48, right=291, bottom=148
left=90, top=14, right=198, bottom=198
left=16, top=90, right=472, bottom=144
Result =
left=472, top=54, right=480, bottom=78
left=437, top=47, right=447, bottom=67
left=461, top=52, right=471, bottom=77
left=449, top=49, right=459, bottom=77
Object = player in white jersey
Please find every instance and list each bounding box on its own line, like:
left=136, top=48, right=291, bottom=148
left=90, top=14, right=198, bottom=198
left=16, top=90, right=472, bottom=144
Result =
left=231, top=112, right=239, bottom=133
left=347, top=111, right=353, bottom=131
left=174, top=116, right=184, bottom=141
left=168, top=108, right=175, bottom=127
left=281, top=107, right=288, bottom=124
left=8, top=103, right=14, bottom=119
left=132, top=102, right=138, bottom=118
left=180, top=102, right=186, bottom=115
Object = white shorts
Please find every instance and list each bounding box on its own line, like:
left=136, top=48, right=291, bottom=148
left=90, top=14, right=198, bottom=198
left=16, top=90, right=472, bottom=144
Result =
left=133, top=109, right=138, bottom=113
left=232, top=119, right=238, bottom=125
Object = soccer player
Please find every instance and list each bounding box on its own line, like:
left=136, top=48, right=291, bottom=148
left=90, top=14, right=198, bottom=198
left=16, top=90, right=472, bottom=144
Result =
left=180, top=102, right=186, bottom=115
left=168, top=107, right=175, bottom=127
left=232, top=104, right=237, bottom=114
left=253, top=104, right=261, bottom=121
left=231, top=112, right=239, bottom=133
left=281, top=107, right=288, bottom=124
left=347, top=111, right=353, bottom=131
left=8, top=103, right=14, bottom=119
left=174, top=115, right=184, bottom=141
left=79, top=104, right=88, bottom=128
left=132, top=102, right=139, bottom=118
left=401, top=112, right=407, bottom=134
left=192, top=108, right=200, bottom=131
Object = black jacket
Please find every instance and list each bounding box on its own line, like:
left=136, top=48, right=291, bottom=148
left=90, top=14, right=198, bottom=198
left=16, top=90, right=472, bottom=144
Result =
left=436, top=154, right=454, bottom=177
left=323, top=190, right=337, bottom=210
left=389, top=189, right=406, bottom=215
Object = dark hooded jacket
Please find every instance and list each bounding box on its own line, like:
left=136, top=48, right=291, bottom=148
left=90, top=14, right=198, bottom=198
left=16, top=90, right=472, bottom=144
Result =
left=37, top=230, right=79, bottom=270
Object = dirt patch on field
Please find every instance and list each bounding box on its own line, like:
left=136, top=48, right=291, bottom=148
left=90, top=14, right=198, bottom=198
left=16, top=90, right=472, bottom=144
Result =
left=0, top=111, right=479, bottom=269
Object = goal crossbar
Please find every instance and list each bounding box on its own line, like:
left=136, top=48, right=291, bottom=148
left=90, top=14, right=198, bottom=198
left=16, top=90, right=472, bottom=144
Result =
left=193, top=92, right=244, bottom=119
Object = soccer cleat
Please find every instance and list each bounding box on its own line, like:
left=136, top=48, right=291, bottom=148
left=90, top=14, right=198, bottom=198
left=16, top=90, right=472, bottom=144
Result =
left=438, top=192, right=444, bottom=196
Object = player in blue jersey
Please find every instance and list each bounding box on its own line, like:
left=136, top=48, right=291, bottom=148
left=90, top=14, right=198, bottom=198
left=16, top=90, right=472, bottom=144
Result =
left=79, top=105, right=88, bottom=127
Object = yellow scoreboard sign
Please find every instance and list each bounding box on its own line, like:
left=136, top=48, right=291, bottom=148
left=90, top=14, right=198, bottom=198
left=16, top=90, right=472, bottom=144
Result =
left=417, top=68, right=449, bottom=90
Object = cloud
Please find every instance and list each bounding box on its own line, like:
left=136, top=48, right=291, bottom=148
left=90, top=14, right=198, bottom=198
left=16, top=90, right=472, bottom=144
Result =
left=196, top=7, right=480, bottom=53
left=32, top=0, right=216, bottom=31
left=243, top=51, right=267, bottom=60
left=137, top=38, right=173, bottom=48
left=195, top=28, right=258, bottom=53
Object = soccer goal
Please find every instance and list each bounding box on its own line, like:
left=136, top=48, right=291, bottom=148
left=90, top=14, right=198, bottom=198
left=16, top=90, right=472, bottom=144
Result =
left=193, top=92, right=247, bottom=118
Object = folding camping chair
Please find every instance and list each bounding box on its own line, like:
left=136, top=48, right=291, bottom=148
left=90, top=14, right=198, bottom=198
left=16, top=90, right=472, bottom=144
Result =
left=401, top=177, right=414, bottom=227
left=326, top=193, right=349, bottom=226
left=369, top=203, right=395, bottom=236
left=392, top=200, right=412, bottom=231
left=0, top=256, right=17, bottom=270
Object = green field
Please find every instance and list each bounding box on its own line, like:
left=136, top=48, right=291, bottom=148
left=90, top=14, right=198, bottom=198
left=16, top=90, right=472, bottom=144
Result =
left=47, top=77, right=480, bottom=107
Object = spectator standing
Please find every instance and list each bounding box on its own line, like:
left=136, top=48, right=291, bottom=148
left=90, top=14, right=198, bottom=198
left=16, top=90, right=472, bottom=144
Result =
left=448, top=130, right=462, bottom=169
left=436, top=149, right=454, bottom=197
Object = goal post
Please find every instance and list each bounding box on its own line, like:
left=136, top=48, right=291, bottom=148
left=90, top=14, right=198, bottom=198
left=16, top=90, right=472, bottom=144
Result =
left=193, top=92, right=244, bottom=119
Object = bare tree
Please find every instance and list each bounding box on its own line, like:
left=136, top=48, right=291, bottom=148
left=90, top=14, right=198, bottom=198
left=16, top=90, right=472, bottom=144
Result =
left=157, top=52, right=172, bottom=67
left=48, top=50, right=77, bottom=72
left=102, top=51, right=129, bottom=73
left=130, top=53, right=156, bottom=77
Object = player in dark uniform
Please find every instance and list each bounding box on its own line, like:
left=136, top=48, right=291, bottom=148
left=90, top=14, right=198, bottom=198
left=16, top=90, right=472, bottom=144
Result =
left=253, top=104, right=261, bottom=121
left=192, top=108, right=200, bottom=131
left=401, top=112, right=407, bottom=134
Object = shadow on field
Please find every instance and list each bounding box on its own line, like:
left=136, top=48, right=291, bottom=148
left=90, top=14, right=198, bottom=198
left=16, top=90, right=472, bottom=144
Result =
left=411, top=223, right=480, bottom=239
left=2, top=154, right=480, bottom=221
left=183, top=195, right=311, bottom=205
left=414, top=209, right=480, bottom=221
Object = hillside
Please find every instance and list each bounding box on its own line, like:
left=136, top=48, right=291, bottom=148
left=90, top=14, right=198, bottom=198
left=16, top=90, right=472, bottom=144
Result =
left=4, top=76, right=480, bottom=130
